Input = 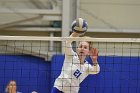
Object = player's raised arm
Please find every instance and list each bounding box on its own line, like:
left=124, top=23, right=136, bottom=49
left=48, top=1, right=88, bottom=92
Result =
left=90, top=48, right=98, bottom=66
left=64, top=32, right=81, bottom=59
left=88, top=48, right=100, bottom=74
left=65, top=32, right=74, bottom=57
left=65, top=18, right=88, bottom=59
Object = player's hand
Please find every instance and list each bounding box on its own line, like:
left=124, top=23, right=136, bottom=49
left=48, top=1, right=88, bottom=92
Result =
left=90, top=48, right=98, bottom=63
left=71, top=32, right=84, bottom=37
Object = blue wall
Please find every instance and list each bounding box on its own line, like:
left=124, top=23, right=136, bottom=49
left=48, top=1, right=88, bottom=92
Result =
left=51, top=55, right=140, bottom=93
left=0, top=55, right=140, bottom=93
left=0, top=55, right=51, bottom=93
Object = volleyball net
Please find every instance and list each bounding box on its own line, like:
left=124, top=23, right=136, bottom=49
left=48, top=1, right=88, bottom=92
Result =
left=0, top=36, right=140, bottom=93
left=0, top=36, right=139, bottom=57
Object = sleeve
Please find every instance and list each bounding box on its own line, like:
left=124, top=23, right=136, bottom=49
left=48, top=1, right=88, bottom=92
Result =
left=64, top=40, right=75, bottom=60
left=84, top=63, right=100, bottom=74
left=17, top=92, right=22, bottom=93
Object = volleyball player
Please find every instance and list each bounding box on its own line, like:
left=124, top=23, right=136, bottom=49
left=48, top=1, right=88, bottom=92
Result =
left=5, top=80, right=22, bottom=93
left=51, top=19, right=100, bottom=93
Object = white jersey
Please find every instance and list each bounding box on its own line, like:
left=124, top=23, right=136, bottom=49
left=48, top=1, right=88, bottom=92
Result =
left=54, top=41, right=100, bottom=93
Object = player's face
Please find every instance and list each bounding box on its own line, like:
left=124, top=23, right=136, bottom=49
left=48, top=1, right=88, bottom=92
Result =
left=8, top=81, right=17, bottom=93
left=77, top=41, right=90, bottom=57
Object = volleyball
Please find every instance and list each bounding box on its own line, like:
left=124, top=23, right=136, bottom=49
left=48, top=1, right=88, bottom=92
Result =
left=71, top=18, right=88, bottom=33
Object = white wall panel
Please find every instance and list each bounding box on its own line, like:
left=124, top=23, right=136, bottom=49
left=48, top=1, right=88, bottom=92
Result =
left=80, top=0, right=140, bottom=29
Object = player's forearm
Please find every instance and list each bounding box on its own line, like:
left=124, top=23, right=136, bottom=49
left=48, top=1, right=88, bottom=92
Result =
left=65, top=41, right=73, bottom=55
left=65, top=32, right=77, bottom=56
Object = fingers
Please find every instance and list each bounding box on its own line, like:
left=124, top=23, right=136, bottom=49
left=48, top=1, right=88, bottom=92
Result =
left=71, top=31, right=85, bottom=37
left=90, top=48, right=98, bottom=56
left=90, top=48, right=98, bottom=63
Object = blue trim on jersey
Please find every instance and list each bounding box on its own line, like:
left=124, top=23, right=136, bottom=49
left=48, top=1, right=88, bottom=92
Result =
left=51, top=87, right=64, bottom=93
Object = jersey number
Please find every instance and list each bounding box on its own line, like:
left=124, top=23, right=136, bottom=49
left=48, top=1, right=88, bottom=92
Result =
left=73, top=69, right=82, bottom=79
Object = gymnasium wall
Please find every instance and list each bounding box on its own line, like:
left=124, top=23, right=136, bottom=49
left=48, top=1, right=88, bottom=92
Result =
left=80, top=0, right=140, bottom=29
left=0, top=54, right=139, bottom=93
left=51, top=55, right=140, bottom=93
left=0, top=55, right=51, bottom=93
